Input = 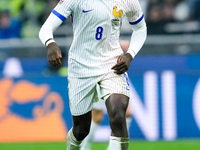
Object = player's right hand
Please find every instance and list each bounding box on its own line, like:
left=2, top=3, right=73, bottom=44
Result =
left=47, top=42, right=62, bottom=67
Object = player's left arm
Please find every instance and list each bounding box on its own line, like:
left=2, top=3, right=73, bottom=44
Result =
left=112, top=0, right=147, bottom=74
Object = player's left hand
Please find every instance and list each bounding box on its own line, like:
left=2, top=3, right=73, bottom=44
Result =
left=111, top=53, right=133, bottom=74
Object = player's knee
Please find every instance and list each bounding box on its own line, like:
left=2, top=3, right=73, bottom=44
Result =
left=73, top=126, right=90, bottom=141
left=109, top=111, right=126, bottom=128
left=109, top=112, right=127, bottom=136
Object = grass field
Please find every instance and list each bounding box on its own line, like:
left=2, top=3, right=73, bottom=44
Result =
left=0, top=140, right=200, bottom=150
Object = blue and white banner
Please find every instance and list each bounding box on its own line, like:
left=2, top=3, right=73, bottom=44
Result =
left=0, top=55, right=200, bottom=142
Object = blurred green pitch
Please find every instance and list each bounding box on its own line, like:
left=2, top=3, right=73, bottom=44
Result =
left=0, top=140, right=200, bottom=150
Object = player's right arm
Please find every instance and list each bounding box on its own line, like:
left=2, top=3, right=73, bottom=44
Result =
left=39, top=13, right=63, bottom=67
left=39, top=0, right=75, bottom=67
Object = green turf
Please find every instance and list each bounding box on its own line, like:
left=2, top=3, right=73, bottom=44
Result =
left=0, top=140, right=200, bottom=150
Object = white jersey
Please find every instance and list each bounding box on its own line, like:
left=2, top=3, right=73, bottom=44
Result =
left=53, top=0, right=144, bottom=77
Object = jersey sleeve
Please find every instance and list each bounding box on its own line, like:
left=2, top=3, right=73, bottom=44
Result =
left=52, top=0, right=76, bottom=21
left=125, top=0, right=144, bottom=25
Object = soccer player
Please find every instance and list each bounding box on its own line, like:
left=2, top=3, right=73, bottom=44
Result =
left=39, top=0, right=147, bottom=150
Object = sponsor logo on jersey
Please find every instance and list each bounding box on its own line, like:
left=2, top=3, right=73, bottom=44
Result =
left=82, top=9, right=93, bottom=13
left=59, top=0, right=64, bottom=5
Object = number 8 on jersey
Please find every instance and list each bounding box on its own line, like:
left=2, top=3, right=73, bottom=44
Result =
left=95, top=26, right=103, bottom=40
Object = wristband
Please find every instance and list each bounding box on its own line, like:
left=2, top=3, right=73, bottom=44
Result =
left=126, top=49, right=136, bottom=59
left=45, top=38, right=55, bottom=47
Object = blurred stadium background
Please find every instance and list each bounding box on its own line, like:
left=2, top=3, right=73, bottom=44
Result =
left=0, top=0, right=200, bottom=149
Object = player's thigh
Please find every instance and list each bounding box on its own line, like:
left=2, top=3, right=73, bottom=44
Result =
left=99, top=72, right=130, bottom=101
left=68, top=76, right=99, bottom=116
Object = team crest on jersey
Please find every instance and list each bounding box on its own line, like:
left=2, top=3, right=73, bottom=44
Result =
left=59, top=0, right=64, bottom=5
left=112, top=6, right=123, bottom=26
left=113, top=6, right=123, bottom=19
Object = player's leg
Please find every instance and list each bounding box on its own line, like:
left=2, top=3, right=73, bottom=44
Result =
left=99, top=72, right=130, bottom=150
left=81, top=86, right=105, bottom=150
left=67, top=111, right=92, bottom=150
left=67, top=76, right=99, bottom=150
left=106, top=94, right=129, bottom=150
left=81, top=83, right=105, bottom=150
left=81, top=108, right=104, bottom=150
left=105, top=101, right=131, bottom=150
left=81, top=101, right=132, bottom=150
left=106, top=94, right=129, bottom=137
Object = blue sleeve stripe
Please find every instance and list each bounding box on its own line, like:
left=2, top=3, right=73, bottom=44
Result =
left=129, top=14, right=144, bottom=25
left=52, top=10, right=66, bottom=21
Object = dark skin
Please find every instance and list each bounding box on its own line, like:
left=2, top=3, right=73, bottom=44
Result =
left=47, top=42, right=62, bottom=67
left=106, top=94, right=129, bottom=137
left=47, top=42, right=133, bottom=140
left=112, top=53, right=133, bottom=74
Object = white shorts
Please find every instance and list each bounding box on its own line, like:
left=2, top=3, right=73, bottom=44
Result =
left=93, top=99, right=105, bottom=110
left=92, top=84, right=105, bottom=110
left=68, top=72, right=130, bottom=116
